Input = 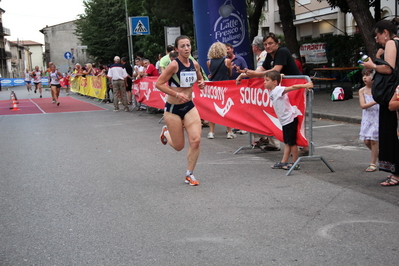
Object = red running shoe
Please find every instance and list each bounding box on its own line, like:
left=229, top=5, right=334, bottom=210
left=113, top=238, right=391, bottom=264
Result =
left=185, top=174, right=199, bottom=186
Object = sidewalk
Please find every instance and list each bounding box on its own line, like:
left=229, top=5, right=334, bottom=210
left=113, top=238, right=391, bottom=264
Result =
left=311, top=89, right=361, bottom=124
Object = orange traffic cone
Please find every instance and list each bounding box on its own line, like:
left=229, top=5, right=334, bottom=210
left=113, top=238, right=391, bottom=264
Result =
left=10, top=100, right=19, bottom=111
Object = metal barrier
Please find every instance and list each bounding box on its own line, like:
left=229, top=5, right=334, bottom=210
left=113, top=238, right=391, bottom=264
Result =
left=233, top=75, right=335, bottom=175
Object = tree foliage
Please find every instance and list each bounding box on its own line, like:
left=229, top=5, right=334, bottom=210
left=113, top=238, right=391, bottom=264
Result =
left=319, top=0, right=379, bottom=20
left=306, top=33, right=364, bottom=67
left=74, top=0, right=194, bottom=65
left=247, top=0, right=266, bottom=45
left=319, top=0, right=378, bottom=58
left=277, top=0, right=300, bottom=61
left=75, top=0, right=128, bottom=64
left=132, top=0, right=194, bottom=62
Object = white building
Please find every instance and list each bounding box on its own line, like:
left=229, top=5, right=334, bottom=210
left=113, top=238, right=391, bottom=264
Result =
left=19, top=41, right=44, bottom=71
left=258, top=0, right=397, bottom=40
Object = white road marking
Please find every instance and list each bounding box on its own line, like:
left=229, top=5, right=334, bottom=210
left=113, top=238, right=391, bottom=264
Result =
left=317, top=144, right=368, bottom=151
left=313, top=124, right=346, bottom=129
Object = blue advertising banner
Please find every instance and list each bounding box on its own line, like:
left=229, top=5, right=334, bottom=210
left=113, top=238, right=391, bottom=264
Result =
left=193, top=0, right=251, bottom=74
left=1, top=78, right=49, bottom=87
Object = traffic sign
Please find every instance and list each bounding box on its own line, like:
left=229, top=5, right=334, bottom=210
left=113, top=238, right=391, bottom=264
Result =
left=130, top=16, right=150, bottom=35
left=64, top=52, right=72, bottom=60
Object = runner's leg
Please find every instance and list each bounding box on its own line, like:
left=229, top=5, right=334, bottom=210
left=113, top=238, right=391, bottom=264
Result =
left=163, top=112, right=185, bottom=151
left=183, top=107, right=202, bottom=172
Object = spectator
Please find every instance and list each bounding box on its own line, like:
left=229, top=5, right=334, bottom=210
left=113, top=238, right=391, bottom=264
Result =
left=100, top=64, right=112, bottom=103
left=361, top=18, right=399, bottom=186
left=205, top=42, right=236, bottom=139
left=82, top=63, right=94, bottom=76
left=140, top=59, right=160, bottom=77
left=72, top=63, right=83, bottom=77
left=238, top=33, right=301, bottom=81
left=133, top=58, right=144, bottom=80
left=292, top=53, right=303, bottom=74
left=252, top=36, right=267, bottom=70
left=107, top=56, right=129, bottom=112
left=236, top=33, right=302, bottom=151
left=225, top=42, right=248, bottom=80
left=265, top=70, right=313, bottom=171
left=358, top=68, right=379, bottom=172
left=91, top=63, right=101, bottom=76
left=168, top=51, right=177, bottom=61
left=121, top=57, right=134, bottom=105
left=159, top=45, right=175, bottom=73
left=249, top=36, right=280, bottom=151
left=62, top=72, right=71, bottom=96
left=156, top=53, right=164, bottom=75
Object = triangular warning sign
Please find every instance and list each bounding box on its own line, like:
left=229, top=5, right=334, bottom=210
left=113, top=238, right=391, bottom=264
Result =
left=134, top=20, right=148, bottom=33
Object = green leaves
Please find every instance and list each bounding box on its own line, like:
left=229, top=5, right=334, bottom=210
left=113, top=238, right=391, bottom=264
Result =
left=75, top=0, right=128, bottom=63
left=75, top=0, right=195, bottom=64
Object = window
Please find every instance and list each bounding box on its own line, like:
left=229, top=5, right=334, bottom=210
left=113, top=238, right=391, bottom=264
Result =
left=301, top=36, right=312, bottom=42
left=262, top=27, right=270, bottom=37
left=262, top=0, right=269, bottom=12
left=320, top=33, right=333, bottom=37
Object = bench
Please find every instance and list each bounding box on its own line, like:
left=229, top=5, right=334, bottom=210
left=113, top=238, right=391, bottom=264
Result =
left=310, top=77, right=337, bottom=92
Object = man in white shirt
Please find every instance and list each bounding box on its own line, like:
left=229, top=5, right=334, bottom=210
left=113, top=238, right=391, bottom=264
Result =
left=107, top=56, right=129, bottom=112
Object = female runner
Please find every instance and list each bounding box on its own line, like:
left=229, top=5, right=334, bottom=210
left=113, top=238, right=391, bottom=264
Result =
left=49, top=64, right=63, bottom=106
left=155, top=35, right=205, bottom=186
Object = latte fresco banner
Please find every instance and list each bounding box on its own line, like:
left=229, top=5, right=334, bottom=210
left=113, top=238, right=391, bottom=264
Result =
left=134, top=76, right=309, bottom=147
left=192, top=0, right=252, bottom=74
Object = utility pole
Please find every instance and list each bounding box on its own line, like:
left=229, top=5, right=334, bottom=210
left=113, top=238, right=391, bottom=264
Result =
left=124, top=0, right=134, bottom=64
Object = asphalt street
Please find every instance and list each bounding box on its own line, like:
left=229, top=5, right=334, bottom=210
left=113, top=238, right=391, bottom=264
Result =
left=1, top=86, right=399, bottom=265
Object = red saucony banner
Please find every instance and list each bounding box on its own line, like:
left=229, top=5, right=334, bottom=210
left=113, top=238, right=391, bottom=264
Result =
left=134, top=77, right=166, bottom=109
left=134, top=77, right=308, bottom=147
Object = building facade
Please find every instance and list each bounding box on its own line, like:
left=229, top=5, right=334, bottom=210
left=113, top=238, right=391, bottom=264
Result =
left=18, top=41, right=44, bottom=71
left=0, top=6, right=11, bottom=78
left=258, top=0, right=397, bottom=40
left=40, top=21, right=92, bottom=74
left=9, top=40, right=26, bottom=79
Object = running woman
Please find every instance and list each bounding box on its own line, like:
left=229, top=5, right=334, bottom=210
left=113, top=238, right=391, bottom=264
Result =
left=155, top=35, right=205, bottom=186
left=31, top=66, right=43, bottom=98
left=24, top=69, right=32, bottom=93
left=49, top=64, right=63, bottom=106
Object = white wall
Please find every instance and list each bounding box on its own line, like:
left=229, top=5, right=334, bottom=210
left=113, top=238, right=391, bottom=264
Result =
left=29, top=45, right=44, bottom=71
left=41, top=21, right=92, bottom=74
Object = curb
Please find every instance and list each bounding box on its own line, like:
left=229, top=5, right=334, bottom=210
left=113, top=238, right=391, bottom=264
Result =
left=311, top=112, right=361, bottom=124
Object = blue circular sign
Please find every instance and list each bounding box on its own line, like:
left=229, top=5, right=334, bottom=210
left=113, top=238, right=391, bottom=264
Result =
left=64, top=52, right=72, bottom=60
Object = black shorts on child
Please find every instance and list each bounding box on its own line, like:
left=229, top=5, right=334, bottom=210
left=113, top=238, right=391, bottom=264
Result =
left=283, top=117, right=298, bottom=146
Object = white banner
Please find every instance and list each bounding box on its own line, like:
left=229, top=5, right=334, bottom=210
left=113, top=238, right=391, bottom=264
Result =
left=300, top=43, right=328, bottom=64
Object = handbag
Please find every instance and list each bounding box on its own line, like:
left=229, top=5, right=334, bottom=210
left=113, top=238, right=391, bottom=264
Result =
left=372, top=40, right=399, bottom=105
left=209, top=58, right=225, bottom=81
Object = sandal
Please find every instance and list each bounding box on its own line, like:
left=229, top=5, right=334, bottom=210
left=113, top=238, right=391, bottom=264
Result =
left=365, top=164, right=377, bottom=172
left=381, top=176, right=399, bottom=186
left=271, top=162, right=288, bottom=169
left=282, top=163, right=300, bottom=170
